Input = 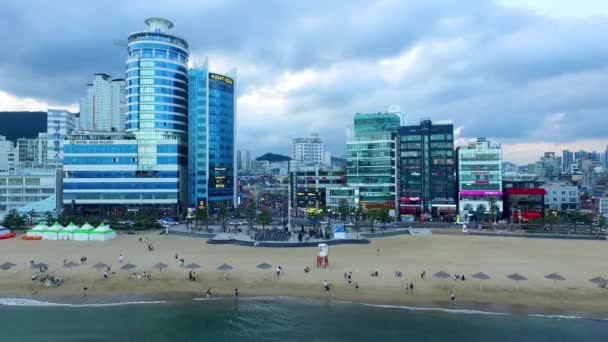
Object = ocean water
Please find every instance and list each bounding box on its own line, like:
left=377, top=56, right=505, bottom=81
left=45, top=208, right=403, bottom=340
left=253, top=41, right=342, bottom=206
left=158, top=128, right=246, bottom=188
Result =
left=1, top=297, right=606, bottom=342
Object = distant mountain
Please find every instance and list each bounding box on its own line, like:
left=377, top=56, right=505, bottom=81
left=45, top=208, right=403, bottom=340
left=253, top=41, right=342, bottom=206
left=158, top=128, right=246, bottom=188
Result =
left=256, top=153, right=291, bottom=162
left=0, top=112, right=47, bottom=141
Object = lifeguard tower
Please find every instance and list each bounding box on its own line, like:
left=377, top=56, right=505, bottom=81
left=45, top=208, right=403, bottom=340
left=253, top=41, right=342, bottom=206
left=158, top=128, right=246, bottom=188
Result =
left=317, top=243, right=329, bottom=268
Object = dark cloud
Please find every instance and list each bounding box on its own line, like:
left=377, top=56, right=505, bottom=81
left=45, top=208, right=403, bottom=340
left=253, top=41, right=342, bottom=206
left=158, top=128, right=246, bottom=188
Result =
left=0, top=0, right=607, bottom=161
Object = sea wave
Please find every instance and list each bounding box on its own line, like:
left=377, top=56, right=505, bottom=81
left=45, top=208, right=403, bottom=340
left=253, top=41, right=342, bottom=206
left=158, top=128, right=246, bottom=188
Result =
left=528, top=314, right=584, bottom=320
left=359, top=303, right=510, bottom=316
left=0, top=298, right=166, bottom=307
left=193, top=297, right=224, bottom=301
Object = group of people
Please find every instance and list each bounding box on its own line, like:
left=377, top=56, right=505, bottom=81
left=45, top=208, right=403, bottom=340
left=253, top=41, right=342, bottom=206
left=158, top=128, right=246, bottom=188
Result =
left=128, top=272, right=151, bottom=280
left=139, top=237, right=154, bottom=251
left=395, top=270, right=403, bottom=278
left=103, top=265, right=113, bottom=279
left=33, top=274, right=63, bottom=287
left=188, top=271, right=197, bottom=281
left=453, top=274, right=466, bottom=281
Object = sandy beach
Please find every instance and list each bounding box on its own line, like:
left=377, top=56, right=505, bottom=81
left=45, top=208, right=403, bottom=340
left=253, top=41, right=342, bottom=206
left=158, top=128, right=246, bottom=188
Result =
left=1, top=233, right=607, bottom=316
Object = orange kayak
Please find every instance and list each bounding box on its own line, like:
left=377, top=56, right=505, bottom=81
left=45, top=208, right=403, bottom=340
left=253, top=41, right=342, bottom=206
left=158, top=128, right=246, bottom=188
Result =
left=20, top=235, right=40, bottom=240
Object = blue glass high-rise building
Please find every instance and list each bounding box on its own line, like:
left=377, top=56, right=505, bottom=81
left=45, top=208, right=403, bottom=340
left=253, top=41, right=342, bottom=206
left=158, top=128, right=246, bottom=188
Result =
left=188, top=62, right=236, bottom=213
left=63, top=18, right=188, bottom=216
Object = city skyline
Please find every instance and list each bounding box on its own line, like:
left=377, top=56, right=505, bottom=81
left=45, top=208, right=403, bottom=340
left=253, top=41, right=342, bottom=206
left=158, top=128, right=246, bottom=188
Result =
left=1, top=1, right=608, bottom=163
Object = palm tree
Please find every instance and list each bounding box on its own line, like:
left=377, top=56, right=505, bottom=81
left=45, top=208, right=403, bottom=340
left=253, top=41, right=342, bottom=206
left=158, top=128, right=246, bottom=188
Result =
left=218, top=203, right=229, bottom=230
left=487, top=197, right=497, bottom=222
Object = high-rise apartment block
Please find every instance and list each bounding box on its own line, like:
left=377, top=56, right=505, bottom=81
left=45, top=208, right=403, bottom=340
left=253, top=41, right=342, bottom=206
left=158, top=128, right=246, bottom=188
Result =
left=0, top=136, right=18, bottom=173
left=237, top=150, right=251, bottom=171
left=346, top=113, right=400, bottom=207
left=398, top=119, right=455, bottom=216
left=456, top=138, right=503, bottom=221
left=292, top=134, right=324, bottom=164
left=188, top=65, right=237, bottom=212
left=79, top=73, right=127, bottom=132
left=46, top=109, right=76, bottom=166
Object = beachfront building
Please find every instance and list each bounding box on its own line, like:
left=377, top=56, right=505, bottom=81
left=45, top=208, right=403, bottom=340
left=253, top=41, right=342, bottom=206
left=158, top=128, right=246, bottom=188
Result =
left=79, top=73, right=127, bottom=132
left=541, top=183, right=580, bottom=212
left=456, top=138, right=503, bottom=222
left=188, top=63, right=237, bottom=213
left=0, top=170, right=60, bottom=220
left=346, top=112, right=400, bottom=210
left=398, top=119, right=455, bottom=219
left=62, top=132, right=186, bottom=216
left=325, top=186, right=360, bottom=216
left=292, top=134, right=324, bottom=165
left=503, top=180, right=546, bottom=222
left=46, top=109, right=76, bottom=167
left=289, top=162, right=346, bottom=216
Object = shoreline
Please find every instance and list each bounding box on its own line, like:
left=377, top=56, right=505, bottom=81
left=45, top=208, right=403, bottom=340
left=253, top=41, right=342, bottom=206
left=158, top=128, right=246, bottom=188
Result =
left=2, top=291, right=607, bottom=321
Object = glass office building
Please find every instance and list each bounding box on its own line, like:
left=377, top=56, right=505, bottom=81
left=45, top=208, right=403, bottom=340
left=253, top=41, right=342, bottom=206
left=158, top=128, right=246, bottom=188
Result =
left=346, top=113, right=400, bottom=208
left=188, top=66, right=236, bottom=212
left=398, top=119, right=455, bottom=217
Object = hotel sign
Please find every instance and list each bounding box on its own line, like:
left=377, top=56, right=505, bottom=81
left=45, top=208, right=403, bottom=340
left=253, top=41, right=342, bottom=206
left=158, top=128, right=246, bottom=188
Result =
left=209, top=73, right=234, bottom=85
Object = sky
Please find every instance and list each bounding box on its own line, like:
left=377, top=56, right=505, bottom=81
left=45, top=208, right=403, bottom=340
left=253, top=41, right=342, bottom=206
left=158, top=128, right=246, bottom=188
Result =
left=0, top=0, right=607, bottom=164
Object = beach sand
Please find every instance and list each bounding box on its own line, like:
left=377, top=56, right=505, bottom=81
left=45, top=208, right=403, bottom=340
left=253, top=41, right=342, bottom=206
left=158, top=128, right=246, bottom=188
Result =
left=1, top=233, right=607, bottom=316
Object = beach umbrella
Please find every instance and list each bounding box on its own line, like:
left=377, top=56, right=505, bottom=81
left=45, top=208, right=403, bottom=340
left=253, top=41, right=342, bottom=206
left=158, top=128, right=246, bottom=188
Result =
left=589, top=276, right=608, bottom=285
left=152, top=262, right=168, bottom=271
left=0, top=262, right=16, bottom=270
left=121, top=263, right=137, bottom=270
left=91, top=262, right=108, bottom=270
left=471, top=272, right=491, bottom=290
left=507, top=273, right=527, bottom=292
left=64, top=261, right=80, bottom=268
left=217, top=263, right=234, bottom=280
left=544, top=272, right=566, bottom=286
left=257, top=262, right=273, bottom=280
left=184, top=263, right=200, bottom=270
left=433, top=271, right=451, bottom=288
left=256, top=262, right=272, bottom=270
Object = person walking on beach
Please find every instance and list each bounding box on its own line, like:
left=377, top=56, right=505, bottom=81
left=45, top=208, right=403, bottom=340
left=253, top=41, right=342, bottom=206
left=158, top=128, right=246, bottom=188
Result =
left=450, top=288, right=455, bottom=304
left=234, top=288, right=239, bottom=298
left=420, top=270, right=426, bottom=279
left=276, top=265, right=282, bottom=277
left=409, top=282, right=414, bottom=294
left=355, top=282, right=359, bottom=291
left=206, top=288, right=212, bottom=298
left=119, top=254, right=124, bottom=264
left=323, top=280, right=330, bottom=293
left=348, top=272, right=352, bottom=285
left=104, top=270, right=108, bottom=279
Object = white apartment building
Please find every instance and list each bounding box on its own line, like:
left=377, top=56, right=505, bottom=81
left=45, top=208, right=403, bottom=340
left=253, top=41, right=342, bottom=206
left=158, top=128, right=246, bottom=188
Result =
left=80, top=73, right=127, bottom=132
left=0, top=136, right=18, bottom=173
left=46, top=109, right=76, bottom=166
left=292, top=133, right=324, bottom=164
left=16, top=133, right=48, bottom=169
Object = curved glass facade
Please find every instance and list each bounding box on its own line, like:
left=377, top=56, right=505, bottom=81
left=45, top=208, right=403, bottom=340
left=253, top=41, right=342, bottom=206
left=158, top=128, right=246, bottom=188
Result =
left=125, top=30, right=189, bottom=135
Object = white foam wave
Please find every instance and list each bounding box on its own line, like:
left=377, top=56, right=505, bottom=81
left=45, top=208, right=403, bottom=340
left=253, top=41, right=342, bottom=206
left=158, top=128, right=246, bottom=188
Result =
left=528, top=314, right=584, bottom=320
left=359, top=303, right=510, bottom=316
left=193, top=297, right=224, bottom=301
left=0, top=298, right=166, bottom=307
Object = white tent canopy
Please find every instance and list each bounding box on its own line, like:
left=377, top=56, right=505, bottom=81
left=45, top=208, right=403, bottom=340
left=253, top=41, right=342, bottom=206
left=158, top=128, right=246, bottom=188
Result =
left=26, top=222, right=48, bottom=237
left=73, top=223, right=95, bottom=241
left=58, top=222, right=79, bottom=240
left=43, top=222, right=64, bottom=240
left=89, top=224, right=117, bottom=241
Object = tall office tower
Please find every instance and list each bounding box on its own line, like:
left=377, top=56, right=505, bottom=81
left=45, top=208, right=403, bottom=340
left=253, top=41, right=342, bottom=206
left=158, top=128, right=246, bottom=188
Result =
left=188, top=63, right=236, bottom=213
left=237, top=150, right=251, bottom=171
left=292, top=133, right=324, bottom=164
left=562, top=150, right=573, bottom=173
left=79, top=73, right=127, bottom=132
left=46, top=109, right=76, bottom=166
left=346, top=112, right=400, bottom=208
left=456, top=138, right=503, bottom=221
left=398, top=119, right=455, bottom=216
left=126, top=17, right=189, bottom=209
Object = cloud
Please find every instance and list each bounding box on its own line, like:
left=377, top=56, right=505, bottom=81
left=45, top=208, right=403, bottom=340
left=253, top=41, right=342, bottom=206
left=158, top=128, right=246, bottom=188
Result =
left=0, top=0, right=607, bottom=163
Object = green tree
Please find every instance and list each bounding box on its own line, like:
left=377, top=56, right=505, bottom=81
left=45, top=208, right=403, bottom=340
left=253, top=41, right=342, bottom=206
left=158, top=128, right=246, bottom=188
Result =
left=194, top=207, right=209, bottom=231
left=256, top=209, right=272, bottom=229
left=545, top=213, right=559, bottom=232
left=218, top=203, right=229, bottom=230
left=487, top=197, right=497, bottom=222
left=242, top=203, right=257, bottom=229
left=43, top=211, right=55, bottom=225
left=376, top=204, right=392, bottom=227
left=2, top=210, right=26, bottom=230
left=568, top=210, right=583, bottom=234
left=338, top=202, right=350, bottom=222
left=366, top=209, right=378, bottom=231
